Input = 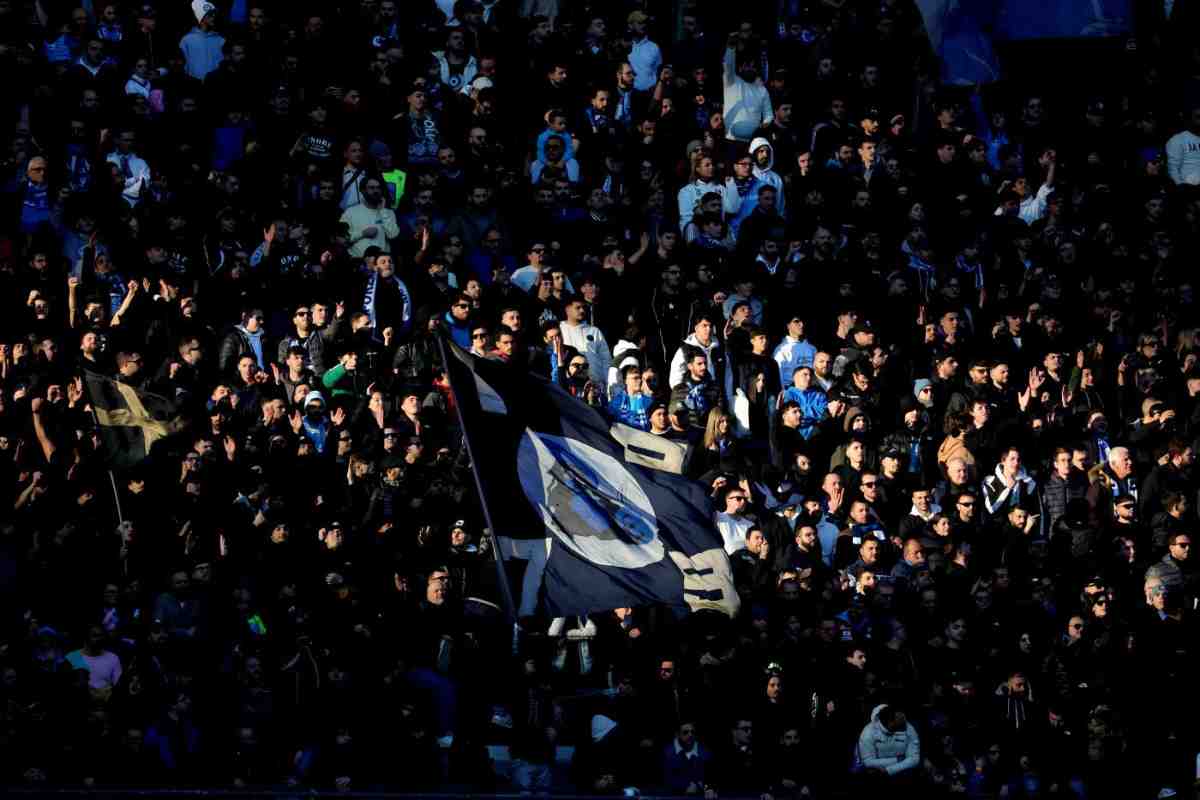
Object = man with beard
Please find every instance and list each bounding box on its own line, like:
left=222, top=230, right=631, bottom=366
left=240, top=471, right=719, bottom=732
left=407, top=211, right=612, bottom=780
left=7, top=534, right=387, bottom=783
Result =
left=721, top=32, right=772, bottom=144
left=342, top=176, right=401, bottom=259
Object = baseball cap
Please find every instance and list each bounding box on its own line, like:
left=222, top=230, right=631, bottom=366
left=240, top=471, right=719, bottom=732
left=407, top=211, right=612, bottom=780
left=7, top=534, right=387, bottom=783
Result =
left=627, top=10, right=649, bottom=24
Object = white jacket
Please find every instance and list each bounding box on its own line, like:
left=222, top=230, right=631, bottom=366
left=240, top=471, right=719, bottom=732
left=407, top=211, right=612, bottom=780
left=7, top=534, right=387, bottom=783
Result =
left=668, top=333, right=721, bottom=389
left=773, top=336, right=816, bottom=386
left=856, top=704, right=920, bottom=776
left=722, top=47, right=772, bottom=142
left=715, top=511, right=753, bottom=554
left=1166, top=129, right=1200, bottom=186
left=560, top=320, right=611, bottom=384
left=677, top=179, right=725, bottom=232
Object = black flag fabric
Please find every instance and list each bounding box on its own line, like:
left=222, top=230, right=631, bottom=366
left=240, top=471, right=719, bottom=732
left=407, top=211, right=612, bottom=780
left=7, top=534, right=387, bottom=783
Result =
left=83, top=370, right=186, bottom=468
left=439, top=336, right=739, bottom=619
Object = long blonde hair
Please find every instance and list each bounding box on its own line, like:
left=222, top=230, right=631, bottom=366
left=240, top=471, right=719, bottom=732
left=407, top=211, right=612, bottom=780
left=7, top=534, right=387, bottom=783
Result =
left=703, top=408, right=731, bottom=450
left=689, top=148, right=714, bottom=184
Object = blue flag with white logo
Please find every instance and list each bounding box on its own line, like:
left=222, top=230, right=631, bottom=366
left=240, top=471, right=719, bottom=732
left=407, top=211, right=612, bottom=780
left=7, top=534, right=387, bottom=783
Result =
left=439, top=336, right=739, bottom=619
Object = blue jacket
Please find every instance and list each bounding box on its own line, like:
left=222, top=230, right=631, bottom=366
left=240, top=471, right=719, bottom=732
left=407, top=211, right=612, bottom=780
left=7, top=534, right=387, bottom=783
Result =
left=179, top=28, right=225, bottom=80
left=444, top=312, right=472, bottom=349
left=781, top=387, right=827, bottom=439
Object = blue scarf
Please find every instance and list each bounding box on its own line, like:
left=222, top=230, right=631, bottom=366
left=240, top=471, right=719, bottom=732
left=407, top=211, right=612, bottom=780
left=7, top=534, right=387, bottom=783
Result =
left=902, top=240, right=936, bottom=300
left=956, top=255, right=984, bottom=290
left=238, top=325, right=264, bottom=369
left=20, top=180, right=50, bottom=233
left=301, top=414, right=329, bottom=454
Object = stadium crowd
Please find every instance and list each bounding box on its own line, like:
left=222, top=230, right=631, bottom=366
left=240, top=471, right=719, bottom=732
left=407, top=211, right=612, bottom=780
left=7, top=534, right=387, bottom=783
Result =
left=2, top=0, right=1200, bottom=797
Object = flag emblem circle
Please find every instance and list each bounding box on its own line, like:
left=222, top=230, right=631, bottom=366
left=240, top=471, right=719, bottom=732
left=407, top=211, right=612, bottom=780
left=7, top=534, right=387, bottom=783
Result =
left=517, top=430, right=664, bottom=568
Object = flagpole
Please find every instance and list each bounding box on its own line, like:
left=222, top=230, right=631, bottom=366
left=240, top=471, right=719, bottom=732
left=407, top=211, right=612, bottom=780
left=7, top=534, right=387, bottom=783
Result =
left=434, top=334, right=521, bottom=630
left=107, top=469, right=124, bottom=524
left=81, top=371, right=125, bottom=526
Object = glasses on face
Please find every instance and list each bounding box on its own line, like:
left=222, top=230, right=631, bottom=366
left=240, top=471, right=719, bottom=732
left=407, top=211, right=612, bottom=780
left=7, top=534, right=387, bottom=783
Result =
left=383, top=432, right=398, bottom=438
left=1175, top=542, right=1192, bottom=548
left=295, top=310, right=309, bottom=317
left=958, top=501, right=975, bottom=508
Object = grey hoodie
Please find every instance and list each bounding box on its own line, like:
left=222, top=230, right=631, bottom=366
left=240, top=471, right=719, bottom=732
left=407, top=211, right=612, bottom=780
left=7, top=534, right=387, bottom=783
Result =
left=856, top=704, right=920, bottom=776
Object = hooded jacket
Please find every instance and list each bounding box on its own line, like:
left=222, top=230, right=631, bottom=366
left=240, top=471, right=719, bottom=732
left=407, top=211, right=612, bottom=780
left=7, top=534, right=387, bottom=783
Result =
left=748, top=136, right=785, bottom=215
left=300, top=390, right=331, bottom=454
left=669, top=333, right=724, bottom=390
left=856, top=704, right=920, bottom=776
left=936, top=434, right=975, bottom=471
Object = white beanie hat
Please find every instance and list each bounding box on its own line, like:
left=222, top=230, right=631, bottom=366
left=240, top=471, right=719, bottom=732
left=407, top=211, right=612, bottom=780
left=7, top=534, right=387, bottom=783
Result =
left=192, top=0, right=216, bottom=23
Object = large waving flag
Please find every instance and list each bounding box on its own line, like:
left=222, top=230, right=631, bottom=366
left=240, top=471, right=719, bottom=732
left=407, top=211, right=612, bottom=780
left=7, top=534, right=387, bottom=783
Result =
left=83, top=370, right=186, bottom=468
left=916, top=0, right=1001, bottom=85
left=439, top=336, right=739, bottom=619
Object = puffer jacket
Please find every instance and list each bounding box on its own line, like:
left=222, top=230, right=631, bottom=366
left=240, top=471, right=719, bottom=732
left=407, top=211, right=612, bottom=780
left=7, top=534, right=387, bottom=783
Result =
left=855, top=704, right=920, bottom=775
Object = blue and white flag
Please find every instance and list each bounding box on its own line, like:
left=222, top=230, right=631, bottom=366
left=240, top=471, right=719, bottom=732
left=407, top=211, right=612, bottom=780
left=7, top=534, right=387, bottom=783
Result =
left=916, top=0, right=1001, bottom=85
left=440, top=336, right=739, bottom=619
left=995, top=0, right=1129, bottom=40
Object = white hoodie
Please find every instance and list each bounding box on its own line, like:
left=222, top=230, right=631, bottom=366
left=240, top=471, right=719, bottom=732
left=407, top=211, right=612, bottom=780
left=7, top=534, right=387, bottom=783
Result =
left=748, top=136, right=785, bottom=216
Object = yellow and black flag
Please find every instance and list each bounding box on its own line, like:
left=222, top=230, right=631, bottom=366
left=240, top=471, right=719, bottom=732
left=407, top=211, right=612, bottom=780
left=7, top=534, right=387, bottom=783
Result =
left=83, top=370, right=186, bottom=468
